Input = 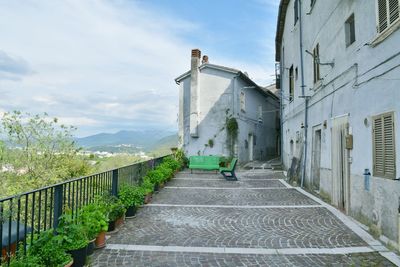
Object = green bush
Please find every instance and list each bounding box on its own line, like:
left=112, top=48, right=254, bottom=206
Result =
left=118, top=184, right=145, bottom=208
left=140, top=178, right=154, bottom=195
left=162, top=156, right=181, bottom=171
left=146, top=169, right=164, bottom=185
left=78, top=202, right=108, bottom=239
left=101, top=195, right=126, bottom=221
left=24, top=230, right=72, bottom=267
left=158, top=165, right=173, bottom=181
left=56, top=213, right=89, bottom=251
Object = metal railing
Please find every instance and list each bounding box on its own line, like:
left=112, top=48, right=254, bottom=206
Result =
left=0, top=155, right=168, bottom=263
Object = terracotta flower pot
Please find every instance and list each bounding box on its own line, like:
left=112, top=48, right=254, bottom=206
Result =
left=115, top=215, right=125, bottom=228
left=95, top=231, right=106, bottom=249
left=144, top=193, right=152, bottom=204
left=1, top=242, right=16, bottom=261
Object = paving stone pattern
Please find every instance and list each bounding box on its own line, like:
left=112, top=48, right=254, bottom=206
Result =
left=91, top=170, right=395, bottom=266
left=107, top=206, right=365, bottom=248
left=93, top=251, right=394, bottom=267
left=151, top=188, right=318, bottom=206
left=167, top=179, right=286, bottom=188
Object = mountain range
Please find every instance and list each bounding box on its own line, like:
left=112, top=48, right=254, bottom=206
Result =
left=75, top=130, right=178, bottom=153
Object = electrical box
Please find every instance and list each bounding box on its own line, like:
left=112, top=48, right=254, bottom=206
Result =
left=345, top=134, right=353, bottom=149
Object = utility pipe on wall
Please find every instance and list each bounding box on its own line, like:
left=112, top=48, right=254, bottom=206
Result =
left=298, top=0, right=309, bottom=188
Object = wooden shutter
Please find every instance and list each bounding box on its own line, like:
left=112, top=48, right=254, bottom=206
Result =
left=389, top=0, right=400, bottom=23
left=378, top=0, right=389, bottom=32
left=373, top=112, right=396, bottom=178
left=377, top=0, right=400, bottom=33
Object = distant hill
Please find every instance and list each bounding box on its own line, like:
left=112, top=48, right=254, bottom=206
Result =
left=75, top=130, right=177, bottom=153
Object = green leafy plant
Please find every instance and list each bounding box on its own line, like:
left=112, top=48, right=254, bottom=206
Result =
left=100, top=195, right=126, bottom=222
left=174, top=149, right=187, bottom=168
left=226, top=117, right=238, bottom=138
left=56, top=212, right=89, bottom=251
left=162, top=156, right=181, bottom=171
left=157, top=165, right=173, bottom=181
left=24, top=230, right=72, bottom=266
left=146, top=169, right=164, bottom=185
left=140, top=178, right=154, bottom=195
left=208, top=139, right=214, bottom=148
left=118, top=184, right=144, bottom=208
left=78, top=202, right=108, bottom=239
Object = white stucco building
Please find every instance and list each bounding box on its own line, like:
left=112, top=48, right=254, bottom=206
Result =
left=175, top=49, right=279, bottom=163
left=276, top=0, right=400, bottom=247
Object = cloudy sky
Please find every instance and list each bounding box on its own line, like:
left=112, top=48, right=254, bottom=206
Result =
left=0, top=0, right=278, bottom=137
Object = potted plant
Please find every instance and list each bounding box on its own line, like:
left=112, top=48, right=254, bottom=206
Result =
left=78, top=202, right=108, bottom=253
left=23, top=230, right=73, bottom=267
left=145, top=170, right=162, bottom=192
left=8, top=254, right=42, bottom=267
left=118, top=184, right=145, bottom=218
left=141, top=178, right=154, bottom=204
left=56, top=213, right=89, bottom=267
left=103, top=195, right=126, bottom=231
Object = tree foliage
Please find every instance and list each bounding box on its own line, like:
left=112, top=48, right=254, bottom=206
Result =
left=0, top=111, right=92, bottom=198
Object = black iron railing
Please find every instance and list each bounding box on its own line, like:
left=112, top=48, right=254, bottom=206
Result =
left=0, top=155, right=168, bottom=263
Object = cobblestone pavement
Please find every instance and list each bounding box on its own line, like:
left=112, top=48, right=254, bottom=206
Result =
left=151, top=188, right=318, bottom=206
left=106, top=206, right=365, bottom=248
left=93, top=251, right=395, bottom=267
left=92, top=170, right=397, bottom=266
left=167, top=179, right=286, bottom=188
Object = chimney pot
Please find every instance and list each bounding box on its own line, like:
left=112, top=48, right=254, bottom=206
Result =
left=191, top=49, right=201, bottom=58
left=202, top=55, right=209, bottom=64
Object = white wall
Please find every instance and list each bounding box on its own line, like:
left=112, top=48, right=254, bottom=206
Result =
left=178, top=66, right=279, bottom=163
left=279, top=0, right=400, bottom=242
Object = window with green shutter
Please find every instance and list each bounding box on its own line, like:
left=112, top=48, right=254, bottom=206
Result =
left=373, top=112, right=396, bottom=178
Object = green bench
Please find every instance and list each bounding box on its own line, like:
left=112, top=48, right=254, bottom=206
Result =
left=219, top=158, right=238, bottom=181
left=189, top=156, right=220, bottom=173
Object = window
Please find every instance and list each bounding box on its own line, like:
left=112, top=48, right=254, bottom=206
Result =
left=258, top=106, right=263, bottom=121
left=294, top=0, right=299, bottom=25
left=345, top=14, right=356, bottom=46
left=289, top=65, right=294, bottom=101
left=373, top=112, right=396, bottom=178
left=313, top=44, right=320, bottom=84
left=295, top=67, right=298, bottom=80
left=377, top=0, right=400, bottom=33
left=240, top=91, right=246, bottom=112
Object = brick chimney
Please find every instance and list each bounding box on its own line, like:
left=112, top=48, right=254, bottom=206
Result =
left=190, top=49, right=201, bottom=137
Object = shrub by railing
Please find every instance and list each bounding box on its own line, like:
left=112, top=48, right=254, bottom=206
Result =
left=0, top=155, right=168, bottom=264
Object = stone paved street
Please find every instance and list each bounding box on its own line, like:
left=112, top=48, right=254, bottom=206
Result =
left=92, top=170, right=398, bottom=266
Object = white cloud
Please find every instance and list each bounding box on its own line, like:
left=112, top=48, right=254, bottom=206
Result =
left=0, top=0, right=275, bottom=136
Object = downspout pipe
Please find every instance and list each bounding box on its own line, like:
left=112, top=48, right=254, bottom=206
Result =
left=279, top=59, right=284, bottom=164
left=299, top=0, right=308, bottom=188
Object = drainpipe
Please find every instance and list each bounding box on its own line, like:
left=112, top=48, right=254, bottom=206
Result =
left=279, top=60, right=284, bottom=164
left=299, top=0, right=309, bottom=188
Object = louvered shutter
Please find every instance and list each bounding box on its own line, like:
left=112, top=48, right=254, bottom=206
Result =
left=373, top=113, right=396, bottom=178
left=389, top=0, right=399, bottom=23
left=377, top=0, right=400, bottom=33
